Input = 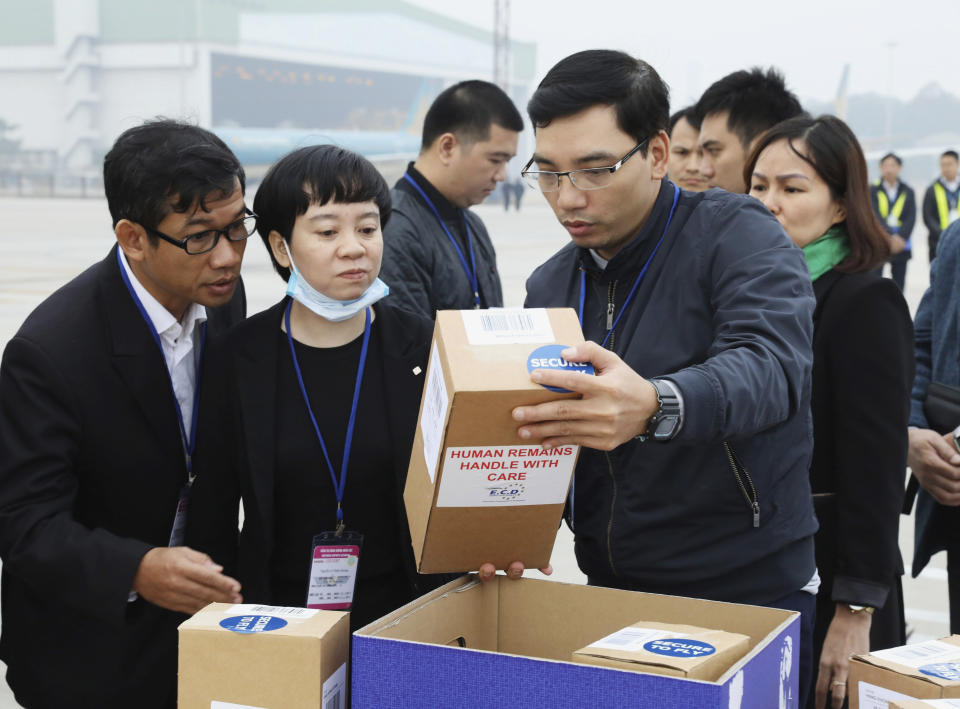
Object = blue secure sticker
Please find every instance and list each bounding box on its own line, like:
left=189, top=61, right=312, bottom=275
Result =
left=919, top=662, right=960, bottom=681
left=643, top=638, right=717, bottom=658
left=219, top=615, right=288, bottom=634
left=527, top=345, right=595, bottom=393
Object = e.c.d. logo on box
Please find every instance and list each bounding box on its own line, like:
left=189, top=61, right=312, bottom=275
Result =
left=527, top=344, right=595, bottom=393
left=219, top=615, right=287, bottom=634
left=644, top=639, right=717, bottom=658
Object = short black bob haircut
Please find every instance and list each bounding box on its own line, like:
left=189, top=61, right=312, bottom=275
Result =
left=253, top=144, right=391, bottom=282
left=694, top=67, right=805, bottom=149
left=942, top=150, right=959, bottom=161
left=880, top=152, right=902, bottom=166
left=669, top=106, right=699, bottom=134
left=421, top=80, right=524, bottom=150
left=103, top=119, right=245, bottom=240
left=527, top=50, right=669, bottom=158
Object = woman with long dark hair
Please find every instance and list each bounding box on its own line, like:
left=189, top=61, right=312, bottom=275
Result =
left=746, top=115, right=913, bottom=709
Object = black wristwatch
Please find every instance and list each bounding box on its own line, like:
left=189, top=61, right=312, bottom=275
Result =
left=637, top=379, right=682, bottom=442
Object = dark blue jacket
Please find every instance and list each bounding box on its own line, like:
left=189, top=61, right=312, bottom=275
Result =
left=909, top=221, right=960, bottom=575
left=525, top=182, right=819, bottom=605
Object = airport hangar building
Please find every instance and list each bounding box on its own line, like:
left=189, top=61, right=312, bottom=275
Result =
left=0, top=0, right=537, bottom=177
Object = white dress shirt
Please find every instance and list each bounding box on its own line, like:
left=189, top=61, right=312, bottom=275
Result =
left=119, top=251, right=207, bottom=458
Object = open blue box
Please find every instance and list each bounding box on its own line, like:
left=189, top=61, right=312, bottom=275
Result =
left=352, top=574, right=800, bottom=708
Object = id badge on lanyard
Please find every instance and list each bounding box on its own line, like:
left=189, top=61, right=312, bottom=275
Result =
left=285, top=300, right=372, bottom=612
left=307, top=530, right=364, bottom=610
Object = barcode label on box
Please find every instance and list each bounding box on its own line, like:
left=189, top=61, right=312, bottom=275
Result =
left=856, top=681, right=915, bottom=709
left=322, top=662, right=346, bottom=709
left=871, top=640, right=960, bottom=669
left=420, top=346, right=448, bottom=484
left=211, top=702, right=268, bottom=709
left=461, top=308, right=554, bottom=345
left=227, top=604, right=318, bottom=619
left=588, top=627, right=688, bottom=653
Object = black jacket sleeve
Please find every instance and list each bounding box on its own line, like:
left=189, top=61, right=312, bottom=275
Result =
left=380, top=212, right=435, bottom=319
left=827, top=278, right=913, bottom=607
left=0, top=336, right=150, bottom=624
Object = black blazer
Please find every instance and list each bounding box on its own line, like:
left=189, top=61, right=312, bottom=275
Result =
left=809, top=269, right=913, bottom=608
left=187, top=299, right=449, bottom=610
left=0, top=246, right=244, bottom=708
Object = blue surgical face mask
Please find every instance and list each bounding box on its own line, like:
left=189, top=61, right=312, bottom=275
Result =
left=284, top=249, right=389, bottom=322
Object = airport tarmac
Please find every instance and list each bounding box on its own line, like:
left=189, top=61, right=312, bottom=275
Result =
left=0, top=194, right=949, bottom=706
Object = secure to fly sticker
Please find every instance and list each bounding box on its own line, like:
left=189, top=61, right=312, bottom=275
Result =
left=920, top=662, right=960, bottom=681
left=527, top=345, right=595, bottom=393
left=219, top=615, right=287, bottom=634
left=643, top=639, right=717, bottom=658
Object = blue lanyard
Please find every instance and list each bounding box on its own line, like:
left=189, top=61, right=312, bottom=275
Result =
left=116, top=248, right=206, bottom=477
left=578, top=184, right=681, bottom=348
left=568, top=183, right=680, bottom=531
left=284, top=299, right=371, bottom=529
left=403, top=172, right=481, bottom=308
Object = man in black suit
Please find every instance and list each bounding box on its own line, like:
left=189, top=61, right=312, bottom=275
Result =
left=0, top=120, right=249, bottom=708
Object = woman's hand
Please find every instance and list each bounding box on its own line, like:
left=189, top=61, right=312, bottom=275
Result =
left=815, top=603, right=872, bottom=709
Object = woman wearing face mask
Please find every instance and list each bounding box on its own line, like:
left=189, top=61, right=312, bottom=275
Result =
left=746, top=116, right=913, bottom=709
left=667, top=107, right=708, bottom=192
left=187, top=145, right=449, bottom=631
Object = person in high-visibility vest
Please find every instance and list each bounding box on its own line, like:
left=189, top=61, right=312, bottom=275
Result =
left=922, top=150, right=960, bottom=261
left=870, top=152, right=916, bottom=291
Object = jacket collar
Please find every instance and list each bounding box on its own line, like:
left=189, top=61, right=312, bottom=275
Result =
left=577, top=180, right=675, bottom=278
left=397, top=162, right=462, bottom=223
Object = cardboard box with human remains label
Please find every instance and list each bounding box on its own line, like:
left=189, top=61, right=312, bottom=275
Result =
left=889, top=699, right=960, bottom=708
left=351, top=574, right=801, bottom=708
left=178, top=603, right=349, bottom=709
left=572, top=620, right=751, bottom=681
left=404, top=307, right=589, bottom=573
left=850, top=636, right=960, bottom=709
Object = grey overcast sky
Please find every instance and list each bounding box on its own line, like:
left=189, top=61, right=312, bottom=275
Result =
left=409, top=0, right=960, bottom=105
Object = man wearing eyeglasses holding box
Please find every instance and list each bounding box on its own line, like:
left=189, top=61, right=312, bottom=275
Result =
left=509, top=51, right=820, bottom=706
left=0, top=119, right=249, bottom=708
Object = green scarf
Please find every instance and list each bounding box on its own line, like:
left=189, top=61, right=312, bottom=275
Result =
left=802, top=225, right=850, bottom=281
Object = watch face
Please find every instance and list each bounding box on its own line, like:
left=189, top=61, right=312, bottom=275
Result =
left=654, top=416, right=680, bottom=439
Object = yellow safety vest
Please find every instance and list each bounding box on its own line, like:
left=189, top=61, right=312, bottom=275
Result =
left=876, top=181, right=907, bottom=227
left=934, top=182, right=960, bottom=231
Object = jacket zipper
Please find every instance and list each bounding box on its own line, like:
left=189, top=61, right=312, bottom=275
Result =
left=604, top=451, right=619, bottom=577
left=603, top=279, right=619, bottom=577
left=722, top=442, right=760, bottom=528
left=605, top=280, right=617, bottom=351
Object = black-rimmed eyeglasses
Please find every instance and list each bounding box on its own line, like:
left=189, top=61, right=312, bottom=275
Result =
left=143, top=208, right=258, bottom=255
left=521, top=140, right=649, bottom=193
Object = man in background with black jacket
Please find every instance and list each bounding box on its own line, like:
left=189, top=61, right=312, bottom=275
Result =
left=380, top=80, right=523, bottom=317
left=512, top=50, right=819, bottom=706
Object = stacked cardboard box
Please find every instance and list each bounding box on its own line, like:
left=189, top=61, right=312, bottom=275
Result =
left=178, top=603, right=349, bottom=709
